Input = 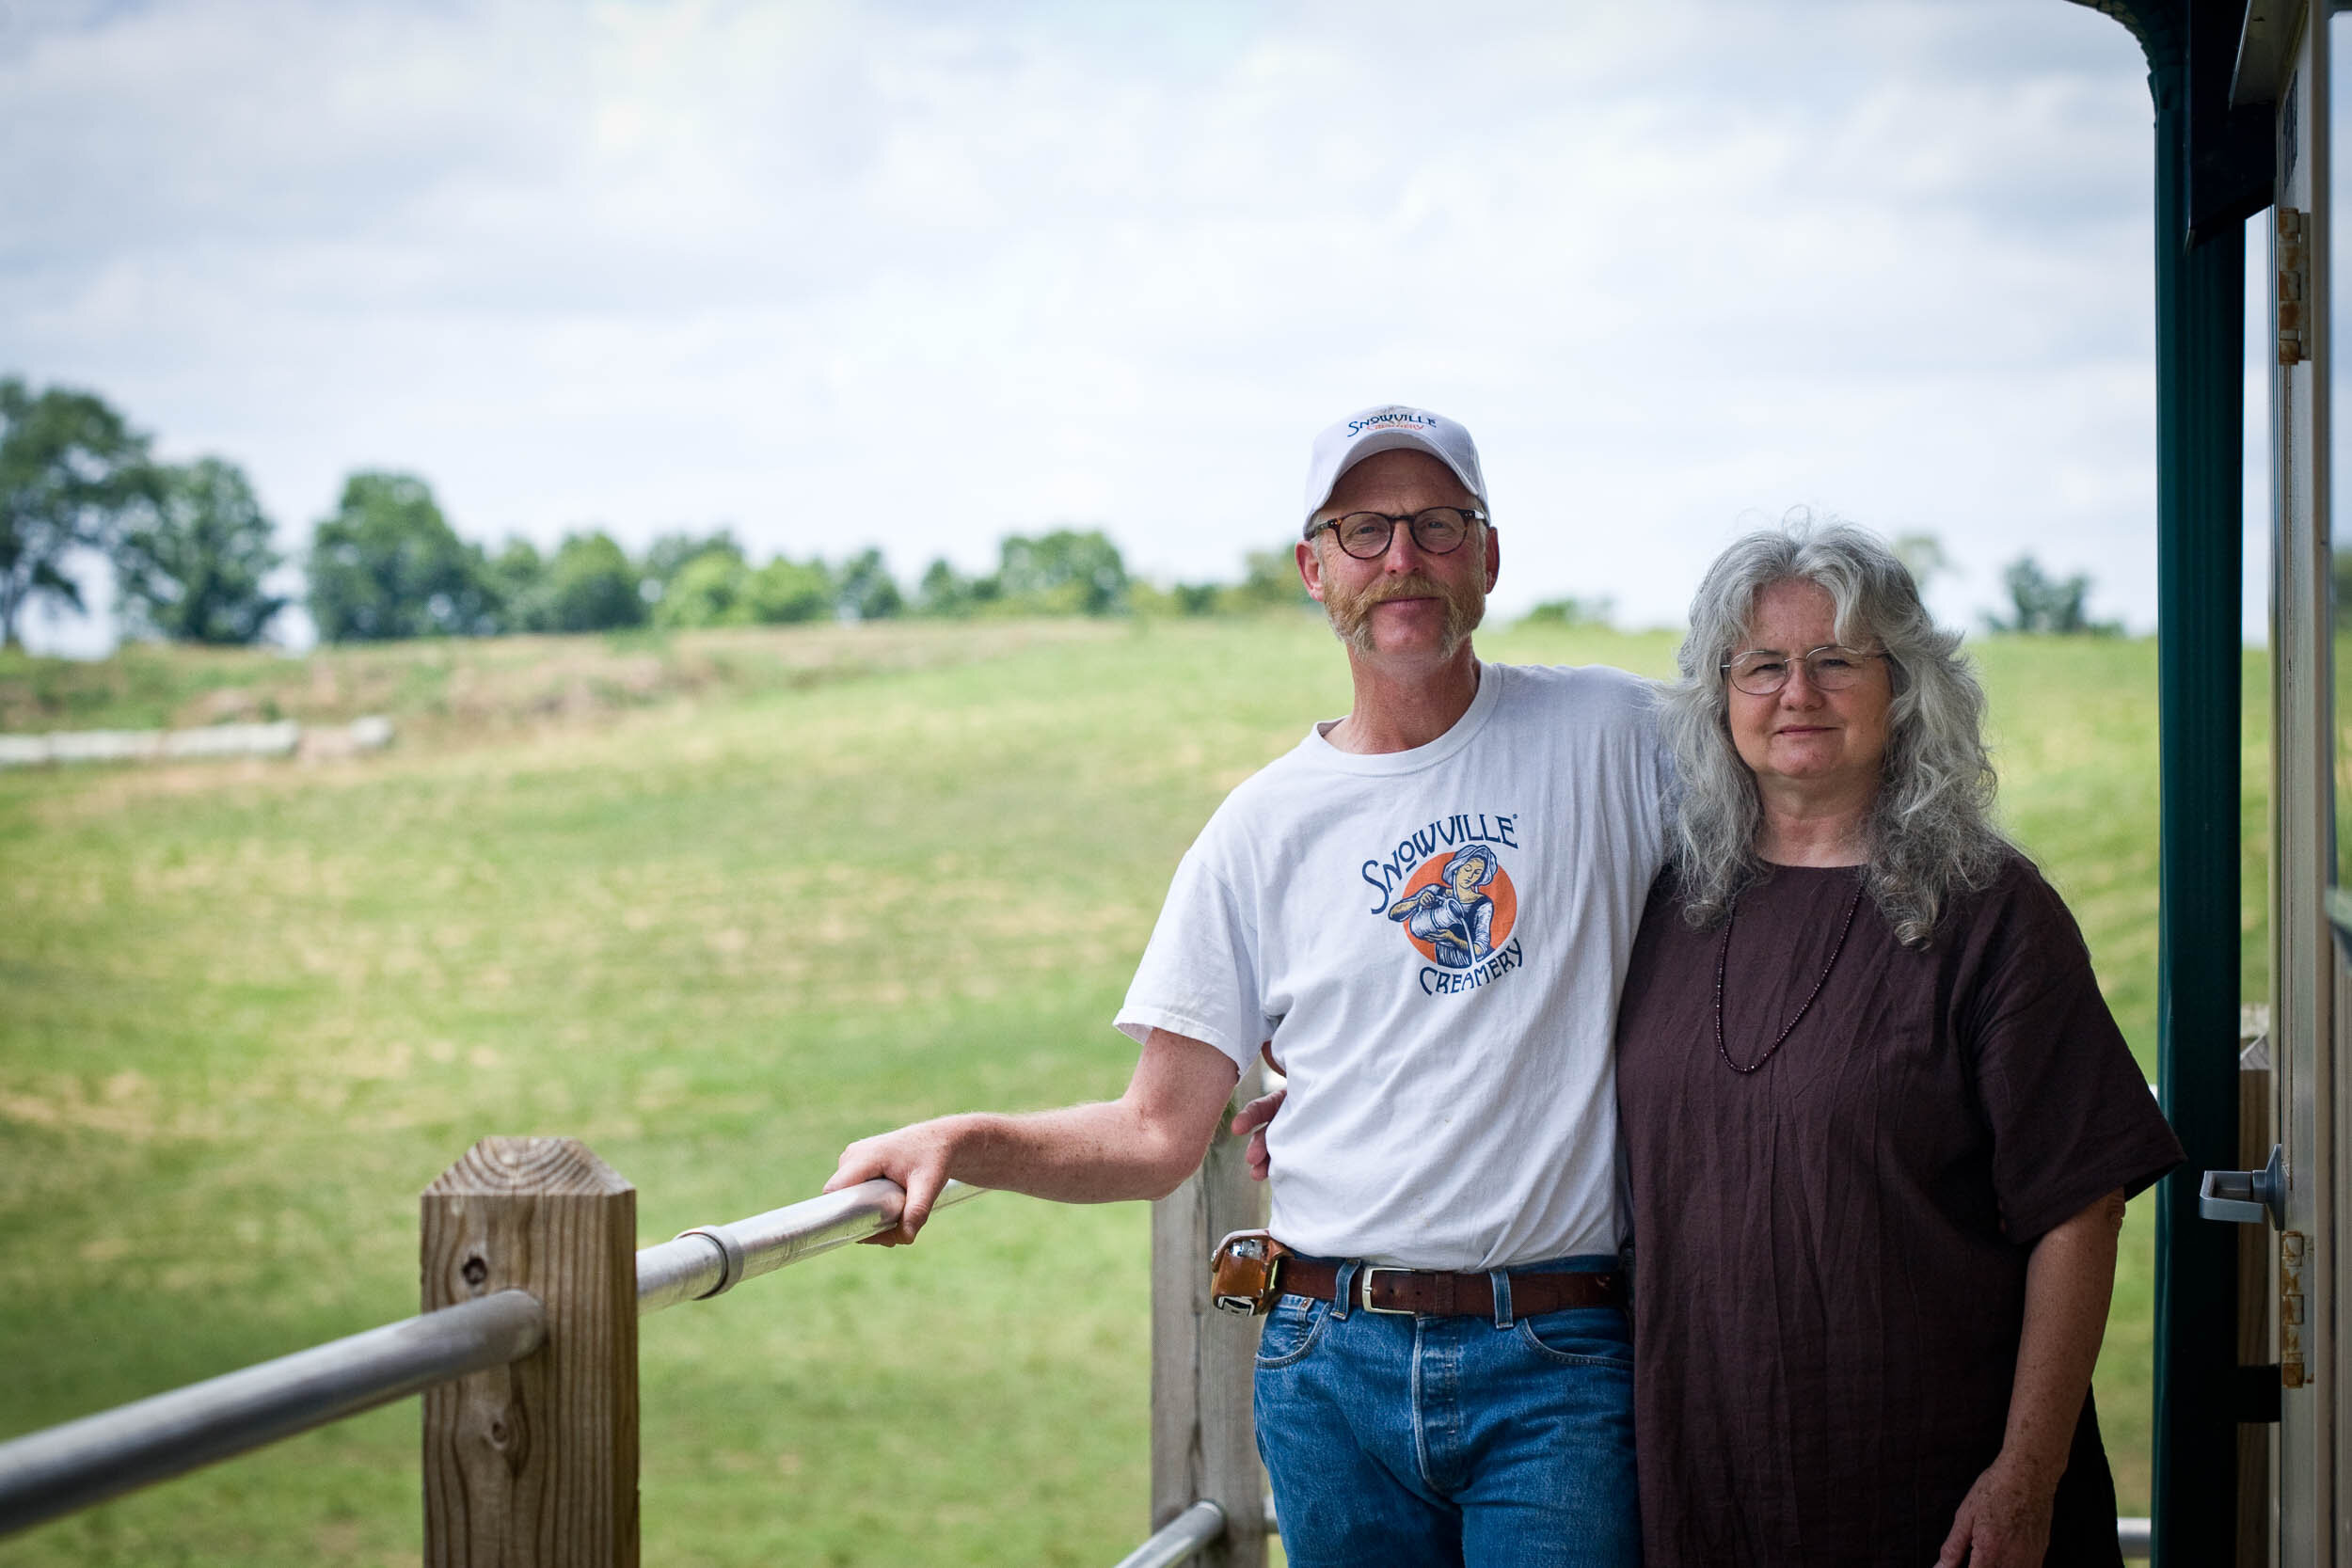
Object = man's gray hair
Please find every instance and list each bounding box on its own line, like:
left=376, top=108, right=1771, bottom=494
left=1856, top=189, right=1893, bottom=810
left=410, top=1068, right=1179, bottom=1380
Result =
left=1661, top=515, right=2009, bottom=948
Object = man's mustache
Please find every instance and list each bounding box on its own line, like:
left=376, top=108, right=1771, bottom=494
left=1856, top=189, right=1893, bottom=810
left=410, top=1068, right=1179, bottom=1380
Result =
left=1356, top=574, right=1451, bottom=605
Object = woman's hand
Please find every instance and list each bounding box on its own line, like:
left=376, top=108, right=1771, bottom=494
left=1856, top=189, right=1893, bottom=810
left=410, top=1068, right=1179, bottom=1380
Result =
left=1933, top=1453, right=2057, bottom=1567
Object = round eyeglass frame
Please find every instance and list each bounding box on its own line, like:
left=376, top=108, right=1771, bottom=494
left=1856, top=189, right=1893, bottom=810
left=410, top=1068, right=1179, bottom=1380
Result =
left=1307, top=507, right=1488, bottom=561
left=1719, top=643, right=1888, bottom=697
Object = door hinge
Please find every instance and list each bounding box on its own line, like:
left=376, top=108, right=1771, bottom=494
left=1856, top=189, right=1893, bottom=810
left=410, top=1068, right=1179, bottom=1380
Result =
left=2282, top=1229, right=2309, bottom=1388
left=2279, top=207, right=2311, bottom=366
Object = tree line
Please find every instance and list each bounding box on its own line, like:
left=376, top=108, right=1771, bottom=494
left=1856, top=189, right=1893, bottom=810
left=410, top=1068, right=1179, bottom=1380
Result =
left=0, top=376, right=1309, bottom=650
left=1, top=380, right=282, bottom=648
left=5, top=374, right=2127, bottom=651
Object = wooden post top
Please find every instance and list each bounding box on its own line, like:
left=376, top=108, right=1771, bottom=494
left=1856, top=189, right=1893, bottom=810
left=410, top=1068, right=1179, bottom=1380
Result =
left=421, top=1136, right=640, bottom=1568
left=424, top=1137, right=633, bottom=1200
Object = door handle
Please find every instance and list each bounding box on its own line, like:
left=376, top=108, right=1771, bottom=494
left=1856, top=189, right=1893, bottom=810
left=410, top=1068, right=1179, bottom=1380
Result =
left=2200, top=1144, right=2285, bottom=1229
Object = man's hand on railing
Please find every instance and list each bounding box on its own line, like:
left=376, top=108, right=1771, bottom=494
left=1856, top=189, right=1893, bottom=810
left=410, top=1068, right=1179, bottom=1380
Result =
left=825, top=1116, right=972, bottom=1245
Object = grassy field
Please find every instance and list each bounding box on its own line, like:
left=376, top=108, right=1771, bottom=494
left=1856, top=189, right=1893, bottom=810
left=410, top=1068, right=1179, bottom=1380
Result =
left=0, top=614, right=2263, bottom=1563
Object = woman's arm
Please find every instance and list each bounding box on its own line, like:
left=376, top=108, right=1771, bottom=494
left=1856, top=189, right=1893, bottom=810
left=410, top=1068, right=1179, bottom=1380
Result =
left=1935, top=1187, right=2128, bottom=1567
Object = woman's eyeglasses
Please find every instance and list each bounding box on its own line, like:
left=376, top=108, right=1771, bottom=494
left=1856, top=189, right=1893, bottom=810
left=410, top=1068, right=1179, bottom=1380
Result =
left=1720, top=644, right=1885, bottom=697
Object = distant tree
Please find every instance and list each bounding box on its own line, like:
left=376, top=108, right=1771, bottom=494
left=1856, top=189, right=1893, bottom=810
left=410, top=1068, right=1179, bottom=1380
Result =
left=0, top=377, right=156, bottom=647
left=307, top=471, right=498, bottom=641
left=997, top=528, right=1129, bottom=615
left=1170, top=582, right=1223, bottom=615
left=642, top=528, right=743, bottom=604
left=834, top=546, right=904, bottom=621
left=1985, top=555, right=2119, bottom=636
left=1519, top=594, right=1616, bottom=629
left=484, top=538, right=553, bottom=633
left=744, top=556, right=834, bottom=625
left=1890, top=531, right=1950, bottom=595
left=113, top=457, right=286, bottom=645
left=1230, top=547, right=1312, bottom=610
left=2332, top=548, right=2352, bottom=627
left=915, top=557, right=998, bottom=618
left=655, top=550, right=753, bottom=628
left=543, top=530, right=646, bottom=633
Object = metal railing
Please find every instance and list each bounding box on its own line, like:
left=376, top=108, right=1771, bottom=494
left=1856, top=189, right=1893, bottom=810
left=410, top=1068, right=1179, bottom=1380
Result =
left=1112, top=1500, right=1227, bottom=1568
left=0, top=1179, right=1027, bottom=1535
left=0, top=1168, right=1248, bottom=1564
left=0, top=1290, right=545, bottom=1536
left=636, top=1177, right=982, bottom=1313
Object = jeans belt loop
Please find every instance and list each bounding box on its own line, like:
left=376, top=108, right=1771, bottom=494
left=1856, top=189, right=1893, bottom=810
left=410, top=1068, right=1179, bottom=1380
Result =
left=1490, top=1267, right=1514, bottom=1329
left=1331, top=1259, right=1359, bottom=1322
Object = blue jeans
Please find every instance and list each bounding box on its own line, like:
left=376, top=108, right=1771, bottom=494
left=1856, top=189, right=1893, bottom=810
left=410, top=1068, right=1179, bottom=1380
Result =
left=1252, top=1256, right=1638, bottom=1568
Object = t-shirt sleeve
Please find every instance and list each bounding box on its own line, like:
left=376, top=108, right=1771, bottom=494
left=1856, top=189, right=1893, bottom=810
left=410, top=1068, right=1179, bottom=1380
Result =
left=1112, top=835, right=1266, bottom=1074
left=1962, top=871, right=2185, bottom=1244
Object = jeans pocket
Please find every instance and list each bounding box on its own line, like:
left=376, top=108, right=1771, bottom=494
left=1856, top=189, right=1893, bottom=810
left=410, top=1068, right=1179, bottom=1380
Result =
left=1514, top=1305, right=1633, bottom=1370
left=1254, top=1293, right=1330, bottom=1369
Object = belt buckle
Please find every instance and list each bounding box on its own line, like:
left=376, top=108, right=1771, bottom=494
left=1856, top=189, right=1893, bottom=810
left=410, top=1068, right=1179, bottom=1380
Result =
left=1359, top=1265, right=1414, bottom=1315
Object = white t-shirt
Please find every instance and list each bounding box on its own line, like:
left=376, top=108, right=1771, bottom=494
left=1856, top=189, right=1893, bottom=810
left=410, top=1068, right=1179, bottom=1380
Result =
left=1115, top=661, right=1670, bottom=1271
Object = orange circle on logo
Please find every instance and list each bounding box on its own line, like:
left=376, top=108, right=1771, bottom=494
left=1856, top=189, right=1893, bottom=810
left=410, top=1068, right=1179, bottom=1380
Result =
left=1391, top=850, right=1517, bottom=966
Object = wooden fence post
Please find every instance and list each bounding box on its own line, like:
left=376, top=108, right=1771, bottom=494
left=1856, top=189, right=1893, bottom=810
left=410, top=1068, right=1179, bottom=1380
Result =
left=421, top=1137, right=639, bottom=1568
left=1151, top=1075, right=1269, bottom=1567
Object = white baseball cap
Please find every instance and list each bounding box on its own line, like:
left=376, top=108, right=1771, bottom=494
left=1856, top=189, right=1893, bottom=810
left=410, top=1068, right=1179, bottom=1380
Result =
left=1301, top=404, right=1487, bottom=537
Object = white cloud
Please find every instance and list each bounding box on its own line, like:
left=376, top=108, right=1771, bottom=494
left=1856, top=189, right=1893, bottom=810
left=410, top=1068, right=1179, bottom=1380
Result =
left=0, top=0, right=2217, bottom=655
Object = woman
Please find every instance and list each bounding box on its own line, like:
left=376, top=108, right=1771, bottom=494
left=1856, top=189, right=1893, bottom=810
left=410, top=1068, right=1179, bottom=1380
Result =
left=1615, top=521, right=2182, bottom=1565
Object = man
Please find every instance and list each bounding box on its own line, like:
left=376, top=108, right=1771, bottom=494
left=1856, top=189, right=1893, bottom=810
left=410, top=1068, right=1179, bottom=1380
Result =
left=826, top=404, right=1668, bottom=1566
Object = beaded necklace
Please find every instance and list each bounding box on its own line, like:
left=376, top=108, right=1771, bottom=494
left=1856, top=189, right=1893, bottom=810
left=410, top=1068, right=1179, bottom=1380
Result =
left=1713, top=873, right=1867, bottom=1075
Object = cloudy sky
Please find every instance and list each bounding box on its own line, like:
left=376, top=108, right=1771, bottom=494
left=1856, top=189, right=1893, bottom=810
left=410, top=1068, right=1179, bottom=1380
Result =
left=0, top=0, right=2283, bottom=652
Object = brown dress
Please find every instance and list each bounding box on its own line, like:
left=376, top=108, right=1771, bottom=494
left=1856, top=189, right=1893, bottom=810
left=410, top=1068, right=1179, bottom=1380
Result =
left=1614, top=856, right=2183, bottom=1567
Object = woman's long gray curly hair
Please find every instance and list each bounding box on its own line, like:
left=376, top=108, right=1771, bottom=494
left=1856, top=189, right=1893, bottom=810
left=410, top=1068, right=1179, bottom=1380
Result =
left=1663, top=516, right=2009, bottom=947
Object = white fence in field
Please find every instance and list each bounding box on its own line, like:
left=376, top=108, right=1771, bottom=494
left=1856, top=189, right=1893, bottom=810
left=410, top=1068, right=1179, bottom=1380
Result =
left=0, top=716, right=393, bottom=768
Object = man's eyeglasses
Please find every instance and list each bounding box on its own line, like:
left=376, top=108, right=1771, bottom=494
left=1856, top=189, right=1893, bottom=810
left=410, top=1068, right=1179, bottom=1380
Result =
left=1308, top=507, right=1487, bottom=561
left=1720, top=644, right=1886, bottom=697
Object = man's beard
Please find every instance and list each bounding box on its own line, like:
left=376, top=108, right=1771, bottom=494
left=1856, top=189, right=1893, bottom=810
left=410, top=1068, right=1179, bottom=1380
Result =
left=1322, top=569, right=1486, bottom=657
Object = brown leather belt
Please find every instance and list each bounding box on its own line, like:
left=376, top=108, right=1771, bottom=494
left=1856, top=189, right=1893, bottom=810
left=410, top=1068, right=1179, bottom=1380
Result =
left=1280, top=1259, right=1624, bottom=1317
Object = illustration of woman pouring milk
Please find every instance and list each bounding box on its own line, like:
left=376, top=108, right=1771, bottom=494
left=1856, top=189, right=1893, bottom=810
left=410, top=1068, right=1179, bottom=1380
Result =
left=1388, top=843, right=1501, bottom=969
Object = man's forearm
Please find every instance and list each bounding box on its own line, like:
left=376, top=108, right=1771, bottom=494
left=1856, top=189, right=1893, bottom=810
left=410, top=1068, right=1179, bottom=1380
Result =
left=825, top=1028, right=1242, bottom=1244
left=926, top=1098, right=1217, bottom=1203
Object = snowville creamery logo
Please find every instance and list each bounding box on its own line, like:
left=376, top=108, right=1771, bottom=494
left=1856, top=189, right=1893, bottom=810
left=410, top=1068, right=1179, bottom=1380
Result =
left=1346, top=408, right=1439, bottom=440
left=1360, top=812, right=1526, bottom=997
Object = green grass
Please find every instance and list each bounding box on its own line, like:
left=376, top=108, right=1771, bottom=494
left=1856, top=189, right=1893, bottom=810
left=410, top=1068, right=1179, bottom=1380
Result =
left=0, top=616, right=2260, bottom=1560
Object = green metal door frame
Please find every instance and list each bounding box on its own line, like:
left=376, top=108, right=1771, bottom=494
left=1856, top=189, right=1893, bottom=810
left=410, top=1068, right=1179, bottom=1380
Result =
left=2148, top=90, right=2245, bottom=1568
left=2069, top=3, right=2257, bottom=1561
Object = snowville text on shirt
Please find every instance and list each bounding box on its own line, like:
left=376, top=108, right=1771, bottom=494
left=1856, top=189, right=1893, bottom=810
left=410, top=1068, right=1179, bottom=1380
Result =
left=1359, top=813, right=1519, bottom=912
